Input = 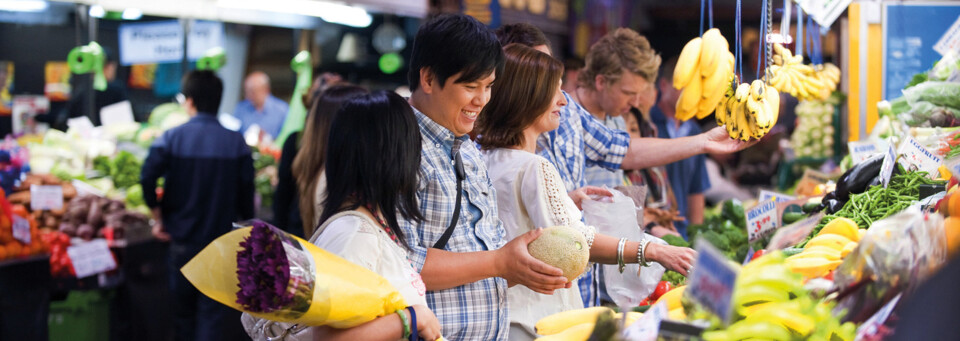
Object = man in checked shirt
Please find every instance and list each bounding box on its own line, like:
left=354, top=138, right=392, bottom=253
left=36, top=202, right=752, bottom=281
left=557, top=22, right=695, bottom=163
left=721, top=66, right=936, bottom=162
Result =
left=398, top=14, right=570, bottom=340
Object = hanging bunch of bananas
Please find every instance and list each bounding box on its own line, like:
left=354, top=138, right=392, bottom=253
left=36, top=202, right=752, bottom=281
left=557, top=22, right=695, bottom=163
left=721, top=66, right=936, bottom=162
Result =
left=700, top=251, right=857, bottom=341
left=769, top=44, right=840, bottom=101
left=715, top=78, right=781, bottom=141
left=785, top=217, right=863, bottom=279
left=673, top=28, right=736, bottom=121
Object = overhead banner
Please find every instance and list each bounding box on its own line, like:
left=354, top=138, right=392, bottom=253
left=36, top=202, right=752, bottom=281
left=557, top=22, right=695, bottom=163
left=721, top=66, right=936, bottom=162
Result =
left=118, top=20, right=223, bottom=66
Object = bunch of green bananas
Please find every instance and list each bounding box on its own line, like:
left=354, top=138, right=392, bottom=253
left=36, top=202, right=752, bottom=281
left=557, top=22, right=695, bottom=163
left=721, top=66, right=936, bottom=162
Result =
left=673, top=28, right=736, bottom=121
left=701, top=251, right=857, bottom=341
left=715, top=78, right=781, bottom=141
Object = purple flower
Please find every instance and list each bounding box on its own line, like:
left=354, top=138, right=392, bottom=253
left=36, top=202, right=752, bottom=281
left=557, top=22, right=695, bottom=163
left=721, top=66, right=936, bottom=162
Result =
left=235, top=221, right=294, bottom=313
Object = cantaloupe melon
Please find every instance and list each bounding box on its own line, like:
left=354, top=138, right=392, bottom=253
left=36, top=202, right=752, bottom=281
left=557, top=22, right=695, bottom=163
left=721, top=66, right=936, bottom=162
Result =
left=528, top=226, right=590, bottom=282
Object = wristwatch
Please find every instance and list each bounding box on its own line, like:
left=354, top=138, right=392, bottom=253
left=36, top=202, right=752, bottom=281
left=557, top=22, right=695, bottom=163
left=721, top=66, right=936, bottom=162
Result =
left=643, top=222, right=657, bottom=234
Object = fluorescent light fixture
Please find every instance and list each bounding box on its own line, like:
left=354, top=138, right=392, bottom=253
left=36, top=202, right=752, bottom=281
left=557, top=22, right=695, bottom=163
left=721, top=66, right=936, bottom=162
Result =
left=218, top=0, right=372, bottom=28
left=88, top=4, right=104, bottom=18
left=0, top=0, right=48, bottom=12
left=122, top=8, right=142, bottom=20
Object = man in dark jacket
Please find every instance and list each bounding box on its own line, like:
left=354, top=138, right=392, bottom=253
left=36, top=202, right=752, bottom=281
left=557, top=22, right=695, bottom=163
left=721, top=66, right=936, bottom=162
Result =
left=140, top=70, right=254, bottom=340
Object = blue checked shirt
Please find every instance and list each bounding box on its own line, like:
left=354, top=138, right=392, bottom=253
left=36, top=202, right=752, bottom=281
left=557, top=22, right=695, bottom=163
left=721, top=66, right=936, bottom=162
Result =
left=399, top=107, right=509, bottom=341
left=537, top=91, right=630, bottom=308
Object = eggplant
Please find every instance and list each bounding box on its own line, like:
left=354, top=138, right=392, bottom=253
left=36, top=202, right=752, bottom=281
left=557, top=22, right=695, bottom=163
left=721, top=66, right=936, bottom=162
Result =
left=836, top=154, right=885, bottom=200
left=825, top=199, right=847, bottom=214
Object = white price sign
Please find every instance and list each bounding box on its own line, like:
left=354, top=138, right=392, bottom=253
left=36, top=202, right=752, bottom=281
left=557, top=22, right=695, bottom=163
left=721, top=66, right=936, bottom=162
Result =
left=67, top=239, right=117, bottom=278
left=12, top=216, right=30, bottom=244
left=880, top=144, right=897, bottom=188
left=746, top=200, right=779, bottom=243
left=848, top=141, right=881, bottom=165
left=621, top=302, right=667, bottom=341
left=934, top=15, right=960, bottom=56
left=897, top=136, right=943, bottom=178
left=30, top=185, right=63, bottom=210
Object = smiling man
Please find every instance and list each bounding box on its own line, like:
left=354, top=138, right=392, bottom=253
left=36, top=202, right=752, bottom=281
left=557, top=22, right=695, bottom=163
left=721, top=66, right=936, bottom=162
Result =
left=401, top=14, right=570, bottom=340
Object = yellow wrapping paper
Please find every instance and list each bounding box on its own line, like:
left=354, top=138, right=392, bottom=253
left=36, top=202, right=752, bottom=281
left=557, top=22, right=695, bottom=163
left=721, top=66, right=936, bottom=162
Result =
left=181, top=227, right=408, bottom=328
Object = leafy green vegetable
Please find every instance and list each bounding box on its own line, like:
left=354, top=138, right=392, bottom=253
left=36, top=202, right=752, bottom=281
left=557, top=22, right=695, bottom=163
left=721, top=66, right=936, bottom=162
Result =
left=906, top=72, right=928, bottom=89
left=662, top=270, right=686, bottom=286
left=688, top=199, right=750, bottom=261
left=661, top=234, right=690, bottom=247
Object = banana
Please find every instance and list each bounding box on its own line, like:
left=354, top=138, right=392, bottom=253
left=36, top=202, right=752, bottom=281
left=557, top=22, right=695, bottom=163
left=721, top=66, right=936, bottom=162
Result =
left=699, top=67, right=731, bottom=116
left=678, top=65, right=702, bottom=114
left=785, top=256, right=843, bottom=278
left=673, top=37, right=703, bottom=89
left=841, top=241, right=858, bottom=258
left=764, top=85, right=780, bottom=129
left=788, top=248, right=841, bottom=261
left=818, top=217, right=860, bottom=241
left=734, top=98, right=752, bottom=141
left=749, top=80, right=765, bottom=101
left=668, top=307, right=687, bottom=321
left=535, top=306, right=613, bottom=335
left=703, top=320, right=794, bottom=341
left=744, top=96, right=764, bottom=139
left=534, top=322, right=594, bottom=341
left=654, top=286, right=686, bottom=310
left=734, top=82, right=750, bottom=103
left=715, top=83, right=735, bottom=126
left=675, top=94, right=698, bottom=121
left=733, top=283, right=791, bottom=309
left=743, top=303, right=817, bottom=336
left=724, top=97, right=739, bottom=139
left=699, top=28, right=726, bottom=76
left=805, top=233, right=853, bottom=252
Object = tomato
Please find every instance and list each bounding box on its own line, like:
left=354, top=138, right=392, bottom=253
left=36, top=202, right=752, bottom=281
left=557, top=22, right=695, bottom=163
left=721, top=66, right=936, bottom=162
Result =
left=750, top=249, right=766, bottom=262
left=651, top=281, right=672, bottom=301
left=638, top=297, right=652, bottom=306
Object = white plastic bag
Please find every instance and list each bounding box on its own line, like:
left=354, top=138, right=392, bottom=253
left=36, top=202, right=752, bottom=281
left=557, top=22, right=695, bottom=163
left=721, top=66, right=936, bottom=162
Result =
left=582, top=187, right=665, bottom=307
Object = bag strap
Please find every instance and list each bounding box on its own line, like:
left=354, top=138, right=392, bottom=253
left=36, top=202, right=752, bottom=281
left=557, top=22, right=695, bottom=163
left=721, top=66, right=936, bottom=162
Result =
left=433, top=142, right=465, bottom=250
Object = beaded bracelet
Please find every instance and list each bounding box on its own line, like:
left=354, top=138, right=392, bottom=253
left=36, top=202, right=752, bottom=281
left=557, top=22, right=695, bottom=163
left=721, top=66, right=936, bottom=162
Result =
left=396, top=309, right=411, bottom=339
left=637, top=238, right=651, bottom=267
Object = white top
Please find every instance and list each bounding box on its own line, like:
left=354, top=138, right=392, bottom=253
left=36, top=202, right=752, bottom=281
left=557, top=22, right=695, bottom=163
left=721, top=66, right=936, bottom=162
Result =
left=483, top=148, right=597, bottom=339
left=311, top=211, right=428, bottom=309
left=311, top=171, right=328, bottom=231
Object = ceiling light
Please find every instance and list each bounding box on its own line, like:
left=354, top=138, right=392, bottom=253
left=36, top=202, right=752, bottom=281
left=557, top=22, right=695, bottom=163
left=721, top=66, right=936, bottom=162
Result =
left=218, top=0, right=372, bottom=28
left=88, top=4, right=104, bottom=18
left=0, top=0, right=48, bottom=12
left=122, top=8, right=142, bottom=20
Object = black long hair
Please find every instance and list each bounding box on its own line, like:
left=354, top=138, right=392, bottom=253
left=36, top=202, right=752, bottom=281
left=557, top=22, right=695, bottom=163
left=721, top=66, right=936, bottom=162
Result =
left=318, top=91, right=423, bottom=248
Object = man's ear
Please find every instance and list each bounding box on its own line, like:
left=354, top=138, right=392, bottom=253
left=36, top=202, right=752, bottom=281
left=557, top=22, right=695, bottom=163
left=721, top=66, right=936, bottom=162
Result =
left=419, top=68, right=436, bottom=94
left=594, top=74, right=606, bottom=92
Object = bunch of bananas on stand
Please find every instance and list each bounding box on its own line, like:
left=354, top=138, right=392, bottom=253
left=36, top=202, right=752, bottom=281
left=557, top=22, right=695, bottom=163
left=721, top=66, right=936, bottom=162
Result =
left=769, top=44, right=841, bottom=101
left=715, top=79, right=781, bottom=141
left=673, top=28, right=736, bottom=121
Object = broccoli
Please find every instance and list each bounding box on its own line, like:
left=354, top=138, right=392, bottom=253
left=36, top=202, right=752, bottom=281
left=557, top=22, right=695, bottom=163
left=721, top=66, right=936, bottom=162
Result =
left=699, top=230, right=730, bottom=251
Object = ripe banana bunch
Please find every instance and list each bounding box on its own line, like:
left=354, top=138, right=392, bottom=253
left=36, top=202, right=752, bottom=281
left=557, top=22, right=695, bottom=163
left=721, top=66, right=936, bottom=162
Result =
left=768, top=44, right=840, bottom=101
left=715, top=78, right=780, bottom=141
left=786, top=217, right=861, bottom=279
left=534, top=306, right=612, bottom=336
left=673, top=28, right=735, bottom=121
left=702, top=251, right=857, bottom=341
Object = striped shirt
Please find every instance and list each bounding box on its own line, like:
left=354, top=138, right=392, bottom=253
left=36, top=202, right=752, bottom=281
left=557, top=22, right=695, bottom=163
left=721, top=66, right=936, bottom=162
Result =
left=399, top=107, right=509, bottom=341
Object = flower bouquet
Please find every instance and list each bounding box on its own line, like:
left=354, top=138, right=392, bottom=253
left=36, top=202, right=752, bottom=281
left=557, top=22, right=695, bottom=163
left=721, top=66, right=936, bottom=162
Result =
left=181, top=220, right=408, bottom=327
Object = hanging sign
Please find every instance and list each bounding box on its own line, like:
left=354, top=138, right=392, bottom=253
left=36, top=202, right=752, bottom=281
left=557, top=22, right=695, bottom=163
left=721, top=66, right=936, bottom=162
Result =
left=118, top=20, right=223, bottom=65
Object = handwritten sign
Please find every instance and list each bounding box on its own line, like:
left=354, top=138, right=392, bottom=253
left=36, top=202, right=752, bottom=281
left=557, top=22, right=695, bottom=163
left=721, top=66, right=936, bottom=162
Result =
left=880, top=144, right=897, bottom=188
left=621, top=302, right=667, bottom=341
left=67, top=239, right=117, bottom=278
left=30, top=185, right=63, bottom=210
left=746, top=200, right=779, bottom=243
left=848, top=141, right=881, bottom=164
left=758, top=190, right=796, bottom=203
left=898, top=136, right=943, bottom=178
left=766, top=212, right=825, bottom=250
left=12, top=216, right=30, bottom=244
left=687, top=238, right=738, bottom=323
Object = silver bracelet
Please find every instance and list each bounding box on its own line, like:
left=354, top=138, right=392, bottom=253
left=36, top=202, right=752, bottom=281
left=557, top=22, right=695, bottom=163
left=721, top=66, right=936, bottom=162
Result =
left=616, top=238, right=627, bottom=274
left=637, top=238, right=651, bottom=267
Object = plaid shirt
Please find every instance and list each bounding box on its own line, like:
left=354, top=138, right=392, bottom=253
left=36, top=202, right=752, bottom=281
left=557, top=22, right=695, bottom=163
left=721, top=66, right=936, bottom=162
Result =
left=537, top=91, right=630, bottom=307
left=399, top=107, right=508, bottom=341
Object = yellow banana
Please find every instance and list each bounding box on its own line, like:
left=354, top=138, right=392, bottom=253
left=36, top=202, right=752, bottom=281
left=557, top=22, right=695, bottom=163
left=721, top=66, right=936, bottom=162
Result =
left=614, top=312, right=644, bottom=328
left=734, top=82, right=750, bottom=103
left=735, top=100, right=752, bottom=141
left=733, top=283, right=791, bottom=310
left=805, top=233, right=853, bottom=252
left=785, top=256, right=842, bottom=278
left=678, top=66, right=702, bottom=114
left=668, top=308, right=687, bottom=321
left=654, top=286, right=686, bottom=311
left=699, top=71, right=731, bottom=116
left=535, top=306, right=613, bottom=335
left=699, top=28, right=726, bottom=76
left=789, top=249, right=841, bottom=262
left=743, top=303, right=817, bottom=336
left=749, top=80, right=765, bottom=101
left=724, top=97, right=739, bottom=139
left=744, top=96, right=764, bottom=139
left=818, top=217, right=859, bottom=241
left=764, top=85, right=779, bottom=130
left=673, top=37, right=703, bottom=89
left=841, top=241, right=858, bottom=258
left=534, top=322, right=593, bottom=341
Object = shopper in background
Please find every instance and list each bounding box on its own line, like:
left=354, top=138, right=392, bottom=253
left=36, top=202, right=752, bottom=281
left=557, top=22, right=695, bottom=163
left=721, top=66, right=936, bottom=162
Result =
left=288, top=84, right=367, bottom=236
left=621, top=107, right=683, bottom=239
left=140, top=70, right=254, bottom=341
left=234, top=71, right=289, bottom=139
left=305, top=91, right=442, bottom=341
left=402, top=14, right=570, bottom=340
left=477, top=44, right=696, bottom=340
left=649, top=58, right=711, bottom=239
left=561, top=58, right=584, bottom=94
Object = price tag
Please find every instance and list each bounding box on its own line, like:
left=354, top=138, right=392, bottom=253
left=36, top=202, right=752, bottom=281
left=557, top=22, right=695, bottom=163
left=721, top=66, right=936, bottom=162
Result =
left=99, top=100, right=136, bottom=126
left=848, top=141, right=881, bottom=165
left=934, top=16, right=960, bottom=56
left=67, top=239, right=118, bottom=278
left=12, top=216, right=30, bottom=244
left=687, top=238, right=738, bottom=324
left=766, top=212, right=825, bottom=250
left=758, top=190, right=795, bottom=203
left=746, top=200, right=779, bottom=243
left=66, top=116, right=94, bottom=131
left=880, top=144, right=897, bottom=188
left=898, top=136, right=943, bottom=178
left=621, top=302, right=667, bottom=341
left=30, top=185, right=63, bottom=210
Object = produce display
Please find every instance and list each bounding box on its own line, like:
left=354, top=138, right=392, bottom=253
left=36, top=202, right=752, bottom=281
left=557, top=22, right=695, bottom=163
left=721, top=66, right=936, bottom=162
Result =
left=687, top=200, right=750, bottom=261
left=0, top=196, right=48, bottom=261
left=785, top=217, right=861, bottom=279
left=886, top=51, right=960, bottom=128
left=768, top=44, right=841, bottom=101
left=672, top=28, right=736, bottom=121
left=791, top=99, right=836, bottom=158
left=56, top=195, right=149, bottom=241
left=715, top=79, right=780, bottom=141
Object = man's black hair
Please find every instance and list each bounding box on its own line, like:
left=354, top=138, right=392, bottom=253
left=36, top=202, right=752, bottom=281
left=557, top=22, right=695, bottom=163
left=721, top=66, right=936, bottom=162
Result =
left=494, top=23, right=551, bottom=49
left=181, top=70, right=223, bottom=115
left=407, top=14, right=504, bottom=91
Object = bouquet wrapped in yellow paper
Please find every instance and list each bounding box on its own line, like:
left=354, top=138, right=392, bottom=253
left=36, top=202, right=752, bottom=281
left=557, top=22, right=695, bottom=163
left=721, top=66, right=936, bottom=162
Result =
left=181, top=220, right=408, bottom=328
